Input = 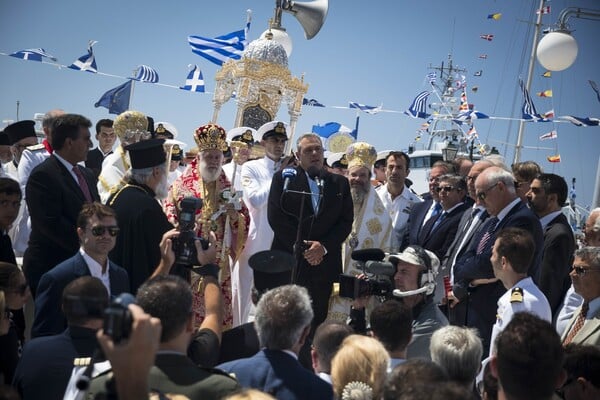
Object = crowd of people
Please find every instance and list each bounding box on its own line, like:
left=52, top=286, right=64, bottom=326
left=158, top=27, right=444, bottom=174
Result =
left=0, top=108, right=599, bottom=400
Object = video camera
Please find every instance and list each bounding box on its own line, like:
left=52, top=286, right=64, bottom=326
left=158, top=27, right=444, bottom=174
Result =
left=171, top=197, right=209, bottom=266
left=338, top=248, right=395, bottom=300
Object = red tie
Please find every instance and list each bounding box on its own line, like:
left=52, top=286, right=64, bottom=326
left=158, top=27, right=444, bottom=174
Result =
left=73, top=166, right=93, bottom=203
left=563, top=302, right=589, bottom=346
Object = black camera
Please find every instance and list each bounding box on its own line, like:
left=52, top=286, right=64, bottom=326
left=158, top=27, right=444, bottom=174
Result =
left=103, top=293, right=136, bottom=344
left=172, top=197, right=209, bottom=266
left=339, top=248, right=395, bottom=300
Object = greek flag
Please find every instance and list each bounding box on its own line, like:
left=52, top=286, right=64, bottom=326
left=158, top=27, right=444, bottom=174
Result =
left=9, top=48, right=57, bottom=62
left=180, top=65, right=205, bottom=92
left=560, top=116, right=600, bottom=127
left=589, top=80, right=600, bottom=103
left=426, top=72, right=437, bottom=84
left=349, top=102, right=381, bottom=114
left=95, top=80, right=132, bottom=115
left=404, top=91, right=431, bottom=119
left=135, top=65, right=159, bottom=83
left=68, top=41, right=98, bottom=73
left=188, top=17, right=251, bottom=66
left=519, top=79, right=543, bottom=121
left=453, top=110, right=490, bottom=125
left=303, top=98, right=325, bottom=107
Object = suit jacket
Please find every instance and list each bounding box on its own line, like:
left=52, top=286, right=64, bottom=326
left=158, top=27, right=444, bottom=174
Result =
left=85, top=147, right=108, bottom=177
left=218, top=322, right=260, bottom=364
left=31, top=252, right=129, bottom=338
left=267, top=166, right=353, bottom=284
left=418, top=202, right=469, bottom=261
left=12, top=326, right=98, bottom=400
left=218, top=349, right=333, bottom=400
left=453, top=200, right=544, bottom=353
left=403, top=198, right=433, bottom=248
left=539, top=213, right=576, bottom=315
left=23, top=155, right=99, bottom=295
left=560, top=303, right=600, bottom=347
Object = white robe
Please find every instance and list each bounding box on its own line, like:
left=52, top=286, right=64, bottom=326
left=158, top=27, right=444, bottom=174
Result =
left=97, top=146, right=129, bottom=204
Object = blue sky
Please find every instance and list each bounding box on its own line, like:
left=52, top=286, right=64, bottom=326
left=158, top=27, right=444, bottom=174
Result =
left=1, top=0, right=599, bottom=207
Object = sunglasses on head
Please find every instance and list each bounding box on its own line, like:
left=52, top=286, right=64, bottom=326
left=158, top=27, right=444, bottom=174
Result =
left=91, top=225, right=120, bottom=237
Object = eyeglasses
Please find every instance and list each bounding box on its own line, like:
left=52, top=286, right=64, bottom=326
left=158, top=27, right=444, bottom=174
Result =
left=476, top=182, right=499, bottom=201
left=436, top=186, right=456, bottom=193
left=572, top=265, right=600, bottom=276
left=90, top=225, right=120, bottom=237
left=555, top=376, right=576, bottom=399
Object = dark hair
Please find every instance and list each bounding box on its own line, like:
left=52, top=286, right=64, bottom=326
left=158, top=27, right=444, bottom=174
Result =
left=136, top=275, right=192, bottom=342
left=495, top=227, right=535, bottom=274
left=535, top=173, right=569, bottom=207
left=62, top=276, right=108, bottom=326
left=95, top=119, right=113, bottom=134
left=481, top=361, right=498, bottom=400
left=0, top=262, right=21, bottom=292
left=563, top=344, right=600, bottom=388
left=386, top=151, right=410, bottom=169
left=512, top=161, right=542, bottom=183
left=370, top=299, right=412, bottom=353
left=384, top=359, right=448, bottom=400
left=312, top=322, right=353, bottom=373
left=77, top=202, right=117, bottom=229
left=496, top=312, right=564, bottom=400
left=389, top=382, right=472, bottom=400
left=52, top=114, right=92, bottom=150
left=0, top=177, right=21, bottom=198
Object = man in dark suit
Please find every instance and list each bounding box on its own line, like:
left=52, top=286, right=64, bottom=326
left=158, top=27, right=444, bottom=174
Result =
left=0, top=177, right=21, bottom=264
left=526, top=173, right=576, bottom=315
left=13, top=276, right=108, bottom=400
left=85, top=118, right=115, bottom=177
left=31, top=202, right=129, bottom=337
left=267, top=133, right=353, bottom=328
left=403, top=161, right=453, bottom=249
left=23, top=113, right=100, bottom=296
left=418, top=174, right=469, bottom=261
left=453, top=166, right=543, bottom=355
left=219, top=284, right=333, bottom=399
left=88, top=274, right=239, bottom=400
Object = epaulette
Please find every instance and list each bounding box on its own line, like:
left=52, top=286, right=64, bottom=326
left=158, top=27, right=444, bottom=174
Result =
left=510, top=287, right=524, bottom=303
left=27, top=143, right=46, bottom=151
left=73, top=357, right=92, bottom=367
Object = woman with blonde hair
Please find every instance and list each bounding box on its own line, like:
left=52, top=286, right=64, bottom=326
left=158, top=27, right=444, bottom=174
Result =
left=331, top=334, right=390, bottom=400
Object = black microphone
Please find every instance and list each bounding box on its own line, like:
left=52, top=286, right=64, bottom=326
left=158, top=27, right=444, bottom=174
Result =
left=282, top=168, right=297, bottom=192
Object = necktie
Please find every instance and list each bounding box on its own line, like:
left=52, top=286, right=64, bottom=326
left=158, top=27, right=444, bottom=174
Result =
left=432, top=211, right=447, bottom=231
left=73, top=166, right=93, bottom=203
left=308, top=177, right=320, bottom=213
left=563, top=302, right=589, bottom=345
left=476, top=216, right=499, bottom=254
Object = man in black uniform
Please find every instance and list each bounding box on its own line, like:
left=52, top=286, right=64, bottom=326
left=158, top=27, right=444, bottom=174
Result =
left=108, top=139, right=173, bottom=293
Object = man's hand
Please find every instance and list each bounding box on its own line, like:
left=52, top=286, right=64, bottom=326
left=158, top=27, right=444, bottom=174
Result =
left=196, top=231, right=217, bottom=266
left=223, top=202, right=239, bottom=220
left=470, top=278, right=499, bottom=287
left=152, top=229, right=179, bottom=277
left=96, top=304, right=162, bottom=400
left=446, top=291, right=460, bottom=308
left=303, top=240, right=325, bottom=266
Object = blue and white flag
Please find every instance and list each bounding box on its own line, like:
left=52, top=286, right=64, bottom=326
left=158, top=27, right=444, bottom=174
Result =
left=589, top=80, right=600, bottom=103
left=180, top=65, right=205, bottom=92
left=312, top=122, right=354, bottom=138
left=188, top=14, right=251, bottom=66
left=135, top=65, right=159, bottom=83
left=95, top=80, right=132, bottom=115
left=68, top=40, right=98, bottom=73
left=303, top=98, right=325, bottom=107
left=349, top=102, right=381, bottom=114
left=9, top=48, right=57, bottom=62
left=560, top=115, right=600, bottom=127
left=404, top=91, right=431, bottom=119
left=426, top=72, right=437, bottom=85
left=519, top=79, right=544, bottom=121
left=453, top=110, right=490, bottom=124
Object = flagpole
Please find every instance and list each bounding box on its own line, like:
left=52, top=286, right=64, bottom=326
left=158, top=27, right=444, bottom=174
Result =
left=354, top=113, right=360, bottom=140
left=514, top=0, right=546, bottom=164
left=129, top=68, right=137, bottom=111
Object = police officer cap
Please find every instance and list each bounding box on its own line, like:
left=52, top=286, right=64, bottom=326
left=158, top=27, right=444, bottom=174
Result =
left=125, top=138, right=166, bottom=169
left=257, top=121, right=289, bottom=141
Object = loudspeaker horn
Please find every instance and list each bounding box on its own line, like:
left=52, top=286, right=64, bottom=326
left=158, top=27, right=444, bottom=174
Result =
left=282, top=0, right=329, bottom=40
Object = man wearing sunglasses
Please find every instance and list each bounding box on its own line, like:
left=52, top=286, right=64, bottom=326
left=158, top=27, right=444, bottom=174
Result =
left=453, top=166, right=543, bottom=356
left=31, top=202, right=129, bottom=338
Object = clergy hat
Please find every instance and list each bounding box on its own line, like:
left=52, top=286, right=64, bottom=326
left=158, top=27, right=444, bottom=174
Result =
left=194, top=123, right=228, bottom=152
left=346, top=142, right=377, bottom=170
left=4, top=120, right=36, bottom=145
left=0, top=132, right=9, bottom=146
left=114, top=110, right=149, bottom=141
left=257, top=121, right=289, bottom=140
left=125, top=138, right=166, bottom=169
left=249, top=250, right=294, bottom=293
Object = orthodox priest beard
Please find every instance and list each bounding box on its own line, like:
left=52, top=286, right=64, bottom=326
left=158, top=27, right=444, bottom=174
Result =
left=199, top=159, right=222, bottom=182
left=350, top=182, right=370, bottom=212
left=155, top=170, right=169, bottom=200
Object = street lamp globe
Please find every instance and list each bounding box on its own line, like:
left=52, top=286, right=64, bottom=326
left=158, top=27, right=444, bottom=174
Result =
left=536, top=31, right=579, bottom=71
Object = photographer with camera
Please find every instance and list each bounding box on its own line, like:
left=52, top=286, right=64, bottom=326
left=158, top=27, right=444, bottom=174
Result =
left=348, top=246, right=448, bottom=360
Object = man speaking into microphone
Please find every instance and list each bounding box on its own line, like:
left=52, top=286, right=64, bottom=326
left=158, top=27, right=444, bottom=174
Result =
left=267, top=133, right=353, bottom=328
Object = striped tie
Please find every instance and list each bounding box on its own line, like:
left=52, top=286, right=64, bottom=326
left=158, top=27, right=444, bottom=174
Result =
left=563, top=302, right=589, bottom=345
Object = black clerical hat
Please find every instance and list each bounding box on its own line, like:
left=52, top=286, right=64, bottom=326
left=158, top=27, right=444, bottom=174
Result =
left=4, top=120, right=36, bottom=145
left=125, top=138, right=166, bottom=169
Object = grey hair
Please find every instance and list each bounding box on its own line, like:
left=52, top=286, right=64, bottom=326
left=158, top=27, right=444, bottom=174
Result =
left=296, top=133, right=322, bottom=151
left=42, top=109, right=65, bottom=130
left=126, top=162, right=167, bottom=186
left=574, top=246, right=600, bottom=267
left=430, top=325, right=483, bottom=387
left=439, top=174, right=466, bottom=192
left=486, top=167, right=516, bottom=195
left=254, top=284, right=313, bottom=350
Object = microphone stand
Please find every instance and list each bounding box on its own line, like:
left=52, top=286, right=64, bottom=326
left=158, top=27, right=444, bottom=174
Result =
left=285, top=188, right=317, bottom=284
